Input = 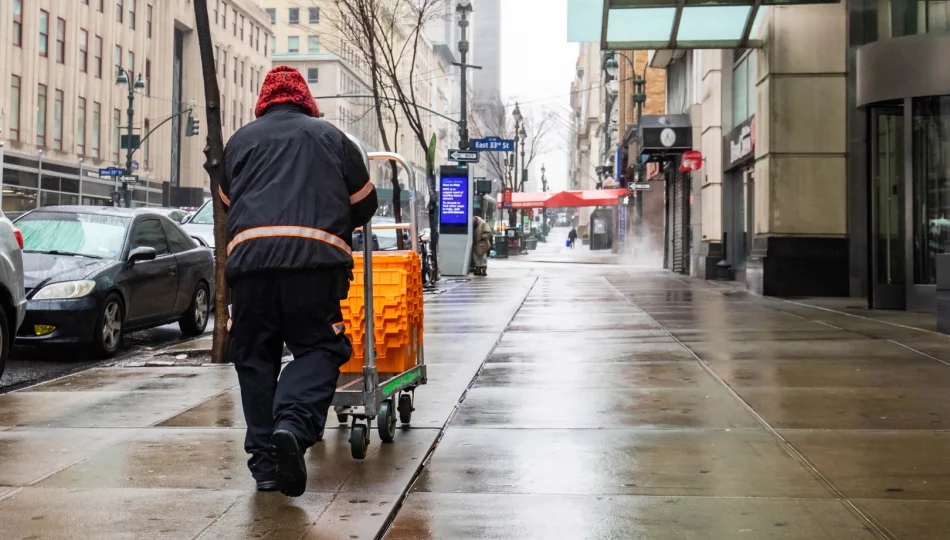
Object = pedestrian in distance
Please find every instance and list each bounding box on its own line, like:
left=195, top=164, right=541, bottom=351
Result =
left=568, top=226, right=578, bottom=249
left=221, top=66, right=378, bottom=497
left=471, top=215, right=493, bottom=276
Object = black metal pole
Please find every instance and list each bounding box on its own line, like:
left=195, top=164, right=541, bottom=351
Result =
left=457, top=4, right=472, bottom=150
left=123, top=69, right=135, bottom=208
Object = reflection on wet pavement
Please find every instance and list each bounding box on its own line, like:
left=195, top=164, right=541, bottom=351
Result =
left=6, top=255, right=950, bottom=538
left=387, top=266, right=950, bottom=539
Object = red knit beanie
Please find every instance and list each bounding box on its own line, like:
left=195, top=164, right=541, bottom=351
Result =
left=254, top=66, right=320, bottom=118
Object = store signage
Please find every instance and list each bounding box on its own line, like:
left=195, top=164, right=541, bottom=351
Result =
left=680, top=150, right=703, bottom=172
left=502, top=188, right=513, bottom=209
left=728, top=116, right=755, bottom=167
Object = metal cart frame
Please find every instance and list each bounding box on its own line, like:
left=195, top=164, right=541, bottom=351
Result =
left=331, top=149, right=427, bottom=459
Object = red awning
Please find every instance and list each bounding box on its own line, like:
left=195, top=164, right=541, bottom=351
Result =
left=507, top=189, right=628, bottom=208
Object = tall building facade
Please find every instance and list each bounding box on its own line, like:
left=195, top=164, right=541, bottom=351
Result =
left=0, top=0, right=271, bottom=213
left=471, top=0, right=500, bottom=103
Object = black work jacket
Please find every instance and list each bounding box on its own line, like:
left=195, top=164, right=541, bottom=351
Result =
left=220, top=104, right=377, bottom=282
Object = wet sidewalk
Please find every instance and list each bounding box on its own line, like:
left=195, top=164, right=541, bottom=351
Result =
left=3, top=247, right=950, bottom=538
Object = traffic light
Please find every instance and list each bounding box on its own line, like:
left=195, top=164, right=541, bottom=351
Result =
left=186, top=114, right=200, bottom=137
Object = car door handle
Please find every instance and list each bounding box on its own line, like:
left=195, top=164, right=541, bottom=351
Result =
left=169, top=266, right=178, bottom=276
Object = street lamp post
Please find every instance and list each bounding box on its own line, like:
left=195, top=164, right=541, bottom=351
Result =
left=78, top=157, right=84, bottom=205
left=519, top=124, right=527, bottom=192
left=116, top=67, right=146, bottom=208
left=511, top=103, right=523, bottom=228
left=37, top=149, right=44, bottom=209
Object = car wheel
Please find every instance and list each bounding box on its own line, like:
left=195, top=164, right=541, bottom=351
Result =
left=0, top=307, right=9, bottom=380
left=93, top=294, right=124, bottom=359
left=179, top=282, right=210, bottom=337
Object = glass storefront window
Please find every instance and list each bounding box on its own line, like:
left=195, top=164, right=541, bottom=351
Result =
left=2, top=186, right=38, bottom=215
left=912, top=96, right=950, bottom=284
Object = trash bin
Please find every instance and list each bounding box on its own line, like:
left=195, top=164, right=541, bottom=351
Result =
left=525, top=236, right=538, bottom=250
left=493, top=234, right=509, bottom=258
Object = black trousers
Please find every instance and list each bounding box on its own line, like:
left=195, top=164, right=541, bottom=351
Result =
left=228, top=269, right=352, bottom=482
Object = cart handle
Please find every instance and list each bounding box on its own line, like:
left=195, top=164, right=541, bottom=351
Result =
left=359, top=223, right=412, bottom=231
left=367, top=152, right=419, bottom=254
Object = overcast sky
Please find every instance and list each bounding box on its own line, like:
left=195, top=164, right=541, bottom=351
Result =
left=499, top=0, right=578, bottom=192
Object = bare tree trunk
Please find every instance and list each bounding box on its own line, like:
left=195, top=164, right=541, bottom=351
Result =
left=192, top=0, right=228, bottom=364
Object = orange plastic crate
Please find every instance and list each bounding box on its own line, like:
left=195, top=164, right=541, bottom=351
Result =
left=340, top=251, right=424, bottom=374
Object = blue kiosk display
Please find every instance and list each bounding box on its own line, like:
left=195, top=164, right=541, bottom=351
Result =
left=438, top=164, right=473, bottom=276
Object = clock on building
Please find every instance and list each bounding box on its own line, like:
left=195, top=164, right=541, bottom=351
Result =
left=660, top=128, right=677, bottom=148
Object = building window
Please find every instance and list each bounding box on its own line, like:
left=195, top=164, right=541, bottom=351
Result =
left=53, top=89, right=64, bottom=150
left=732, top=52, right=756, bottom=128
left=232, top=100, right=236, bottom=130
left=266, top=8, right=275, bottom=25
left=113, top=108, right=120, bottom=163
left=115, top=46, right=122, bottom=77
left=308, top=35, right=320, bottom=52
left=147, top=4, right=152, bottom=38
left=221, top=2, right=227, bottom=28
left=221, top=50, right=227, bottom=75
left=94, top=35, right=103, bottom=78
left=233, top=58, right=237, bottom=84
left=77, top=97, right=87, bottom=156
left=39, top=10, right=49, bottom=56
left=240, top=60, right=245, bottom=87
left=12, top=0, right=22, bottom=47
left=128, top=51, right=134, bottom=74
left=309, top=7, right=319, bottom=24
left=307, top=68, right=319, bottom=84
left=129, top=0, right=135, bottom=29
left=143, top=119, right=149, bottom=169
left=37, top=84, right=48, bottom=147
left=289, top=8, right=299, bottom=24
left=240, top=15, right=244, bottom=40
left=270, top=36, right=276, bottom=54
left=145, top=60, right=151, bottom=95
left=116, top=0, right=123, bottom=23
left=9, top=75, right=21, bottom=142
left=232, top=8, right=237, bottom=36
left=288, top=36, right=299, bottom=53
left=214, top=0, right=219, bottom=24
left=79, top=29, right=88, bottom=72
left=92, top=102, right=101, bottom=159
left=97, top=0, right=103, bottom=12
left=56, top=19, right=66, bottom=63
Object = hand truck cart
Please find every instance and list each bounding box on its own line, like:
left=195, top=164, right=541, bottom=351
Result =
left=330, top=145, right=427, bottom=460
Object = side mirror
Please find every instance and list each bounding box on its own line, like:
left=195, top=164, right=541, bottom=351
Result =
left=180, top=214, right=191, bottom=224
left=128, top=246, right=157, bottom=264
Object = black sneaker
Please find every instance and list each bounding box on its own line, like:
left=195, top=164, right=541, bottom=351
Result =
left=272, top=429, right=307, bottom=497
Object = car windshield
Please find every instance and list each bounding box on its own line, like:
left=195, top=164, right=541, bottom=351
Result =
left=190, top=201, right=213, bottom=224
left=373, top=219, right=398, bottom=250
left=16, top=211, right=130, bottom=260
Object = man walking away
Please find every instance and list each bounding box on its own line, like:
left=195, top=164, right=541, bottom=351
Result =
left=471, top=215, right=493, bottom=276
left=568, top=227, right=578, bottom=249
left=221, top=66, right=378, bottom=497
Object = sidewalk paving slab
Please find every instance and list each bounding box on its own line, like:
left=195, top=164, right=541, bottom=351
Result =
left=387, top=493, right=878, bottom=540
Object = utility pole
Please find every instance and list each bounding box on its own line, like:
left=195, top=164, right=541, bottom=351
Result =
left=455, top=1, right=479, bottom=150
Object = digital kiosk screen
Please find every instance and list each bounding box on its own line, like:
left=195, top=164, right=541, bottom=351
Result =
left=439, top=170, right=469, bottom=234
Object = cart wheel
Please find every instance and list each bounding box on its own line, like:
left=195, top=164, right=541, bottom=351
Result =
left=377, top=399, right=397, bottom=442
left=337, top=411, right=349, bottom=424
left=350, top=424, right=370, bottom=459
left=398, top=393, right=413, bottom=424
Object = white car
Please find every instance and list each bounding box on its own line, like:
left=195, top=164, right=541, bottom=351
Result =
left=0, top=211, right=27, bottom=378
left=181, top=199, right=214, bottom=248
